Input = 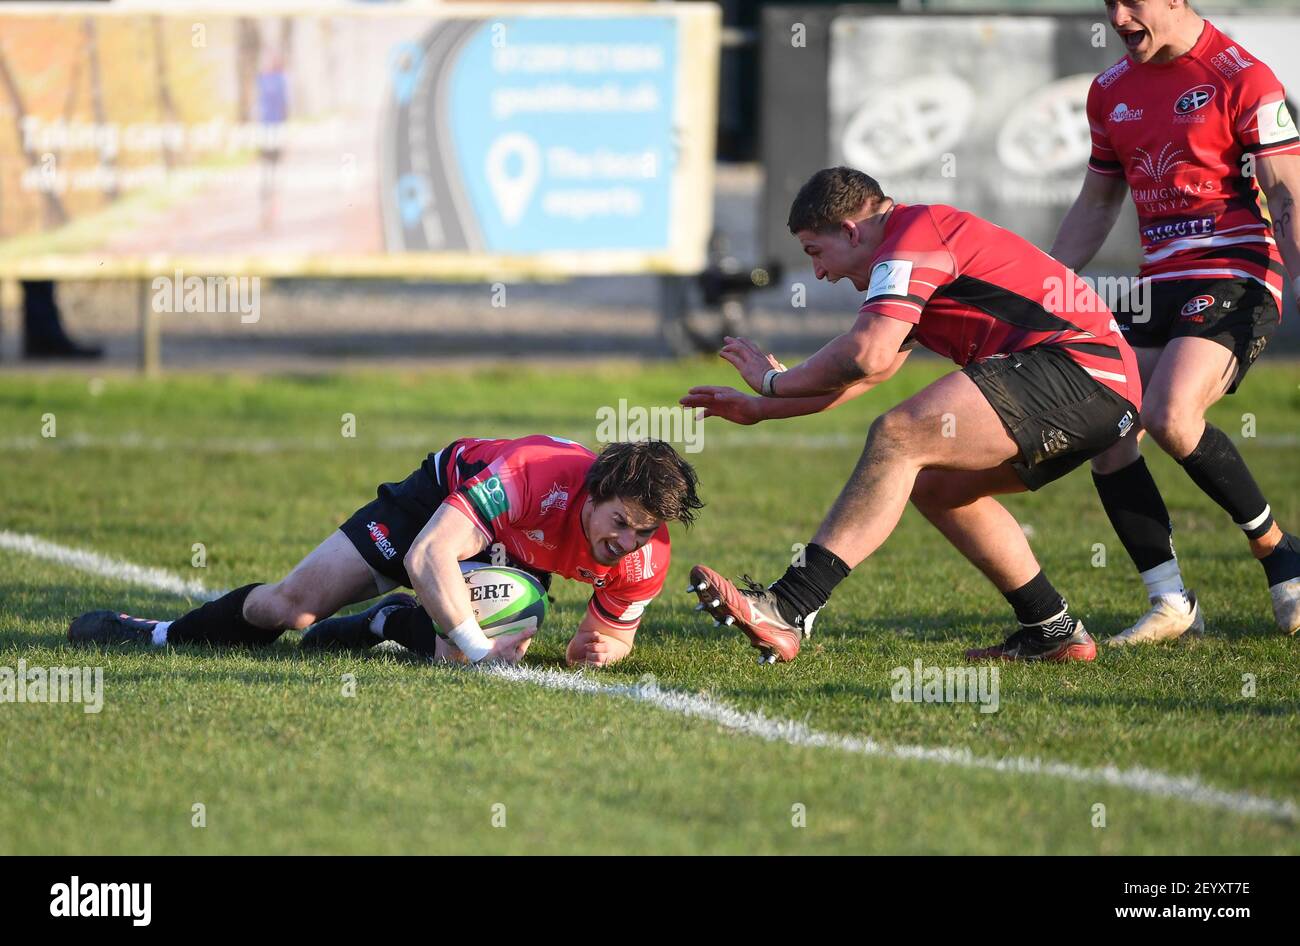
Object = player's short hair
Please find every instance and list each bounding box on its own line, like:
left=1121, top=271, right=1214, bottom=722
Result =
left=585, top=440, right=703, bottom=528
left=787, top=166, right=886, bottom=234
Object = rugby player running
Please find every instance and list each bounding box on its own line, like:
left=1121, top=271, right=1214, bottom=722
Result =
left=1054, top=0, right=1300, bottom=642
left=682, top=168, right=1143, bottom=663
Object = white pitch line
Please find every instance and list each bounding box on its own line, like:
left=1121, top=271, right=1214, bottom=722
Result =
left=0, top=530, right=217, bottom=602
left=4, top=529, right=1295, bottom=824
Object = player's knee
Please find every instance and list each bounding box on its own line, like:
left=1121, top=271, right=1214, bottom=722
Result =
left=256, top=581, right=318, bottom=630
left=866, top=409, right=915, bottom=457
left=1143, top=399, right=1200, bottom=456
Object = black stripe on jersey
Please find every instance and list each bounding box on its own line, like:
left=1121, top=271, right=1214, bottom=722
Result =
left=1061, top=341, right=1124, bottom=360
left=589, top=593, right=637, bottom=627
left=1185, top=245, right=1286, bottom=276
left=1244, top=135, right=1300, bottom=154
left=1089, top=158, right=1124, bottom=173
left=865, top=292, right=929, bottom=308
left=934, top=276, right=1086, bottom=334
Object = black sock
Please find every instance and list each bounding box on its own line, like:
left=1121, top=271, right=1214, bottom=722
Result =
left=1004, top=571, right=1068, bottom=632
left=166, top=584, right=280, bottom=646
left=768, top=543, right=851, bottom=625
left=379, top=605, right=440, bottom=657
left=1179, top=424, right=1274, bottom=539
left=1262, top=533, right=1300, bottom=587
left=1092, top=458, right=1177, bottom=572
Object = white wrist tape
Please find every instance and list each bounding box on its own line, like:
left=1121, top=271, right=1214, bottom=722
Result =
left=448, top=616, right=493, bottom=663
left=761, top=368, right=785, bottom=397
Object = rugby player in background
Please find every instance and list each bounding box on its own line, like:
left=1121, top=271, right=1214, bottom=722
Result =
left=1052, top=0, right=1300, bottom=642
left=682, top=168, right=1142, bottom=663
left=67, top=438, right=700, bottom=668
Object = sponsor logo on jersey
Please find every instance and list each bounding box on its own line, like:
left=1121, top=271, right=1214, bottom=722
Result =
left=1141, top=215, right=1215, bottom=244
left=539, top=483, right=569, bottom=514
left=1109, top=102, right=1143, bottom=123
left=1097, top=58, right=1131, bottom=89
left=523, top=529, right=556, bottom=550
left=1174, top=84, right=1215, bottom=123
left=622, top=544, right=655, bottom=583
left=577, top=566, right=607, bottom=588
left=1131, top=144, right=1189, bottom=184
left=1180, top=295, right=1215, bottom=320
left=867, top=259, right=914, bottom=298
left=466, top=475, right=509, bottom=522
left=1210, top=46, right=1253, bottom=79
left=1256, top=99, right=1298, bottom=146
left=366, top=521, right=398, bottom=560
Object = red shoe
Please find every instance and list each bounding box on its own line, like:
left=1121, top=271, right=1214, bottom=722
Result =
left=687, top=564, right=815, bottom=664
left=964, top=622, right=1097, bottom=662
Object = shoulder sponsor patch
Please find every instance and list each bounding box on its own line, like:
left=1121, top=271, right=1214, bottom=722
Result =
left=867, top=259, right=914, bottom=298
left=1256, top=99, right=1297, bottom=146
left=1097, top=58, right=1130, bottom=89
left=466, top=475, right=509, bottom=522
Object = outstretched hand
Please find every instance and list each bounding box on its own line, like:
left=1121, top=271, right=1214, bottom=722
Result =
left=680, top=385, right=763, bottom=426
left=719, top=336, right=787, bottom=394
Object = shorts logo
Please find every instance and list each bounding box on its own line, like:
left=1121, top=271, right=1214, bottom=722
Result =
left=1040, top=427, right=1070, bottom=459
left=539, top=483, right=569, bottom=514
left=1180, top=295, right=1215, bottom=320
left=366, top=521, right=398, bottom=561
left=467, top=475, right=509, bottom=522
left=1246, top=336, right=1268, bottom=365
left=1117, top=410, right=1135, bottom=438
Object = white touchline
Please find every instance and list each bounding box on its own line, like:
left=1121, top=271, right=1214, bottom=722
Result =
left=0, top=530, right=217, bottom=602
left=6, top=529, right=1295, bottom=824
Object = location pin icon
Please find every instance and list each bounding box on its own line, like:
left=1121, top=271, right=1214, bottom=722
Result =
left=486, top=133, right=540, bottom=227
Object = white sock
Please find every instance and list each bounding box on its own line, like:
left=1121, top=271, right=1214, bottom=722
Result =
left=1140, top=560, right=1188, bottom=609
left=150, top=621, right=171, bottom=646
left=368, top=606, right=399, bottom=638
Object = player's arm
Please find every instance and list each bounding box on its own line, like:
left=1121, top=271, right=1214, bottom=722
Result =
left=1049, top=170, right=1129, bottom=272
left=719, top=312, right=914, bottom=399
left=403, top=504, right=533, bottom=663
left=566, top=610, right=636, bottom=667
left=681, top=348, right=911, bottom=425
left=1257, top=153, right=1300, bottom=293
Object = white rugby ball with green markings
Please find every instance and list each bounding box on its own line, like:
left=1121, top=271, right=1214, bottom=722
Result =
left=456, top=562, right=548, bottom=638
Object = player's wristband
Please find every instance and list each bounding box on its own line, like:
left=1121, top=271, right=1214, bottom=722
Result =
left=448, top=616, right=493, bottom=663
left=761, top=368, right=785, bottom=397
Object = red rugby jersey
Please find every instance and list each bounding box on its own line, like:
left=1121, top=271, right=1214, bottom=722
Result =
left=859, top=203, right=1141, bottom=406
left=1086, top=19, right=1300, bottom=307
left=435, top=435, right=669, bottom=633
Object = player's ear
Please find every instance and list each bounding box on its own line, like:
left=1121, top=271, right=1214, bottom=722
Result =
left=842, top=219, right=860, bottom=247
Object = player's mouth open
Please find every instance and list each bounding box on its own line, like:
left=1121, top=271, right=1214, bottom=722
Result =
left=605, top=540, right=622, bottom=557
left=1121, top=29, right=1147, bottom=51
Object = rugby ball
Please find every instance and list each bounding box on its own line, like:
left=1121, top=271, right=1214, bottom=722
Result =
left=456, top=562, right=548, bottom=638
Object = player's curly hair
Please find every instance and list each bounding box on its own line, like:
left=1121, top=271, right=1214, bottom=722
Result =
left=787, top=166, right=886, bottom=234
left=585, top=440, right=704, bottom=528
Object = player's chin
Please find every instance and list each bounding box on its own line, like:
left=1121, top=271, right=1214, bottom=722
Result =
left=592, top=539, right=624, bottom=564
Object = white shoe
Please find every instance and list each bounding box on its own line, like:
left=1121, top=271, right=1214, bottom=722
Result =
left=1106, top=592, right=1204, bottom=646
left=1270, top=578, right=1300, bottom=635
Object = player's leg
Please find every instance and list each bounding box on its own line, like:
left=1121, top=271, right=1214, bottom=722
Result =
left=66, top=531, right=384, bottom=647
left=1143, top=333, right=1300, bottom=632
left=1089, top=344, right=1202, bottom=644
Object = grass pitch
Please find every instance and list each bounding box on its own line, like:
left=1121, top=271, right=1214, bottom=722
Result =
left=1, top=357, right=1297, bottom=854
